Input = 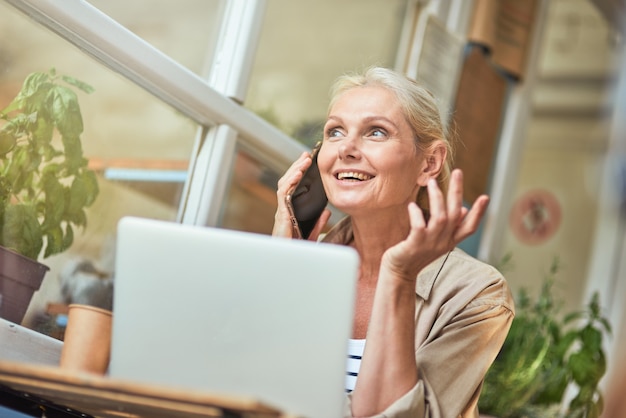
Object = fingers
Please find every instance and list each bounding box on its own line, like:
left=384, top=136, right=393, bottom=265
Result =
left=426, top=178, right=445, bottom=220
left=446, top=169, right=464, bottom=223
left=425, top=177, right=455, bottom=241
left=384, top=170, right=489, bottom=280
left=407, top=201, right=426, bottom=230
left=277, top=152, right=311, bottom=198
left=273, top=152, right=313, bottom=239
left=454, top=195, right=489, bottom=243
left=275, top=152, right=312, bottom=214
left=424, top=169, right=488, bottom=246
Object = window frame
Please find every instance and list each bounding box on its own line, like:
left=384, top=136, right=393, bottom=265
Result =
left=5, top=0, right=307, bottom=227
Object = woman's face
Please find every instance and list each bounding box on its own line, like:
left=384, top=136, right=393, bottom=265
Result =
left=318, top=85, right=427, bottom=216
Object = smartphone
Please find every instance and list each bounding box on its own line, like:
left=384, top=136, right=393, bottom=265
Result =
left=285, top=141, right=328, bottom=239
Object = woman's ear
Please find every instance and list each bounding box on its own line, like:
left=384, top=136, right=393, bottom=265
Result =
left=416, top=142, right=447, bottom=186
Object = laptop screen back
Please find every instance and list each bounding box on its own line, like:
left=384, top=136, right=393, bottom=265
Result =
left=109, top=216, right=359, bottom=418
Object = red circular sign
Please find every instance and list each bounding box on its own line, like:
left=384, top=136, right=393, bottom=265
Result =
left=509, top=189, right=562, bottom=245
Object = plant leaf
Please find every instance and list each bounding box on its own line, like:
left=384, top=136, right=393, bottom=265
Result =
left=16, top=71, right=50, bottom=101
left=32, top=110, right=54, bottom=150
left=568, top=350, right=600, bottom=385
left=62, top=223, right=74, bottom=250
left=43, top=225, right=64, bottom=258
left=0, top=204, right=43, bottom=260
left=82, top=170, right=99, bottom=206
left=65, top=208, right=87, bottom=228
left=580, top=325, right=603, bottom=353
left=61, top=74, right=95, bottom=94
left=67, top=175, right=88, bottom=215
left=49, top=85, right=83, bottom=137
left=41, top=172, right=66, bottom=229
left=61, top=134, right=87, bottom=173
left=0, top=129, right=16, bottom=156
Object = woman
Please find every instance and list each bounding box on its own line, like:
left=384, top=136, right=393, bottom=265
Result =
left=273, top=67, right=514, bottom=418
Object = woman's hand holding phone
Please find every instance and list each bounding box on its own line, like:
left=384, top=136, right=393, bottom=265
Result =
left=273, top=145, right=330, bottom=240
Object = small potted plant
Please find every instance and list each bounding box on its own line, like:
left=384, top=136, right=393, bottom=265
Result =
left=0, top=68, right=99, bottom=324
left=479, top=256, right=612, bottom=418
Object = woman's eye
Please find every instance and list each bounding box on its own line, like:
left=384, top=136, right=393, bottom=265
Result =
left=369, top=128, right=387, bottom=138
left=326, top=128, right=343, bottom=138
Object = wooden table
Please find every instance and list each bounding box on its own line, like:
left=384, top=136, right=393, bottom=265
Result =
left=0, top=361, right=289, bottom=418
left=0, top=318, right=63, bottom=366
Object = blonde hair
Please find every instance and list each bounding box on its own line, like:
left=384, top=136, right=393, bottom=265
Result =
left=328, top=66, right=454, bottom=211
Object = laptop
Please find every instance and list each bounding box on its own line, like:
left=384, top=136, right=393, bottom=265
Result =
left=109, top=216, right=359, bottom=418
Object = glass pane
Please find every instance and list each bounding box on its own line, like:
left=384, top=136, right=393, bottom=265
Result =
left=0, top=2, right=199, bottom=334
left=87, top=0, right=224, bottom=76
left=246, top=0, right=410, bottom=147
left=221, top=150, right=280, bottom=236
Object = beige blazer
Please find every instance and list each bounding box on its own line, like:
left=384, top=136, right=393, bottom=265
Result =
left=322, top=217, right=515, bottom=418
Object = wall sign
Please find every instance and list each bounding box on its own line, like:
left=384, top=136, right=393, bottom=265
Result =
left=509, top=189, right=562, bottom=245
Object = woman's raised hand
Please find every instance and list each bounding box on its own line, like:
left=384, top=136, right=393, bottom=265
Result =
left=382, top=169, right=490, bottom=281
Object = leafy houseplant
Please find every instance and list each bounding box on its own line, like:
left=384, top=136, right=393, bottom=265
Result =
left=0, top=68, right=99, bottom=323
left=479, top=257, right=612, bottom=418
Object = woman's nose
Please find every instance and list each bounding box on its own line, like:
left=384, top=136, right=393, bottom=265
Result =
left=338, top=135, right=361, bottom=160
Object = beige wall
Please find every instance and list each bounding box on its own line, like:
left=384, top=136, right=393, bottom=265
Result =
left=501, top=0, right=620, bottom=313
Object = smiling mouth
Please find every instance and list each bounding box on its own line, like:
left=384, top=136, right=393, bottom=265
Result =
left=336, top=172, right=373, bottom=181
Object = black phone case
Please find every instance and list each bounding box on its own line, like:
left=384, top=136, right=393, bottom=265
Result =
left=288, top=143, right=328, bottom=239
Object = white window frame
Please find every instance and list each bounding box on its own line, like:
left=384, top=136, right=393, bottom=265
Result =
left=5, top=0, right=308, bottom=227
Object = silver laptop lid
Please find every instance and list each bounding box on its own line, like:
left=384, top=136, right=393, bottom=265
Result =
left=109, top=216, right=359, bottom=418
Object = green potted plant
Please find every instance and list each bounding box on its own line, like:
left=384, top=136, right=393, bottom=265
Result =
left=479, top=256, right=612, bottom=418
left=0, top=68, right=99, bottom=324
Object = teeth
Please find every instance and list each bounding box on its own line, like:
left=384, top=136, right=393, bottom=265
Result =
left=337, top=172, right=372, bottom=181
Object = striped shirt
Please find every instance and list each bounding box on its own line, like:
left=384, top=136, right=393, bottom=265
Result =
left=345, top=338, right=366, bottom=393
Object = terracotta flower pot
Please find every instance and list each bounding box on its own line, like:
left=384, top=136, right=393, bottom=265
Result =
left=0, top=245, right=49, bottom=324
left=60, top=304, right=113, bottom=375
